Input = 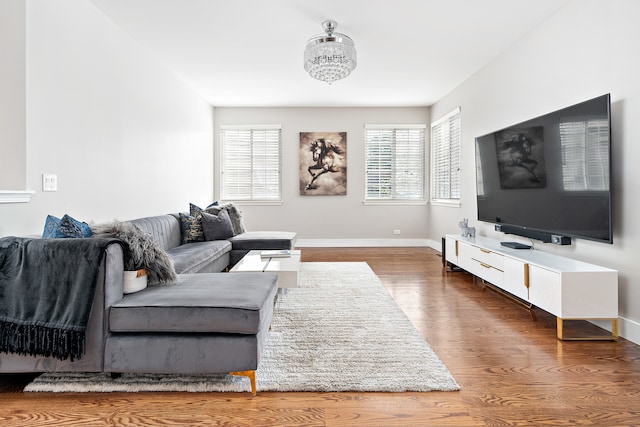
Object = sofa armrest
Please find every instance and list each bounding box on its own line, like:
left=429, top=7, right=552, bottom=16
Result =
left=0, top=241, right=125, bottom=373
left=103, top=242, right=125, bottom=307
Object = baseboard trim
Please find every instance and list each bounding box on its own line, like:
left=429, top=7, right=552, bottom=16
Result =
left=591, top=316, right=640, bottom=346
left=296, top=238, right=435, bottom=247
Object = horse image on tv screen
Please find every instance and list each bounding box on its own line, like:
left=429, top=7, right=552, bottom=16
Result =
left=495, top=126, right=546, bottom=189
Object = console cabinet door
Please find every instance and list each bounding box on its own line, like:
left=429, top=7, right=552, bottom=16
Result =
left=528, top=265, right=561, bottom=317
left=445, top=237, right=458, bottom=265
left=456, top=240, right=473, bottom=268
left=502, top=257, right=529, bottom=301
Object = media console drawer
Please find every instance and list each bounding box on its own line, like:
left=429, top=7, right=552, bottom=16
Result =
left=467, top=244, right=504, bottom=270
left=469, top=258, right=504, bottom=287
left=457, top=240, right=504, bottom=287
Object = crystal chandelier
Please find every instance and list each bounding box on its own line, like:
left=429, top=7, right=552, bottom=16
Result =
left=304, top=20, right=357, bottom=85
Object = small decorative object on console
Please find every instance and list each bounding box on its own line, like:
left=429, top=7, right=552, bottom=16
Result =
left=458, top=218, right=476, bottom=238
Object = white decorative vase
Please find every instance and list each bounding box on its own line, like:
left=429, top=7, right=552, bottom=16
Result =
left=123, top=269, right=148, bottom=294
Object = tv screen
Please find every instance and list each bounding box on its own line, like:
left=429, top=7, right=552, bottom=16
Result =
left=475, top=94, right=612, bottom=244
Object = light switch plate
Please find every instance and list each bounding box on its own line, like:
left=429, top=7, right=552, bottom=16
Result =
left=42, top=173, right=58, bottom=192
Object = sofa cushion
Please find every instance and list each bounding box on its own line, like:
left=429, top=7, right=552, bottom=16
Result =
left=109, top=272, right=278, bottom=334
left=168, top=240, right=231, bottom=274
left=228, top=231, right=297, bottom=251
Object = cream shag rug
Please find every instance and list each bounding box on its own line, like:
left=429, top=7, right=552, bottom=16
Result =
left=25, top=262, right=459, bottom=393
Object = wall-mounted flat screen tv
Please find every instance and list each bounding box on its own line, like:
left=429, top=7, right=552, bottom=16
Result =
left=475, top=94, right=612, bottom=244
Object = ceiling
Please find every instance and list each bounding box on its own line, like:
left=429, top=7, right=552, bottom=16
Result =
left=88, top=0, right=568, bottom=107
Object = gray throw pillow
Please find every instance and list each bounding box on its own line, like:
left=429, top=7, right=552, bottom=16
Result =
left=201, top=210, right=235, bottom=241
left=203, top=203, right=245, bottom=235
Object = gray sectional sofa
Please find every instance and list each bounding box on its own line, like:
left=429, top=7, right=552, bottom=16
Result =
left=0, top=213, right=297, bottom=395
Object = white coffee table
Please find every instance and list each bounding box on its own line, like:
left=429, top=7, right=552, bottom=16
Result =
left=230, top=250, right=301, bottom=288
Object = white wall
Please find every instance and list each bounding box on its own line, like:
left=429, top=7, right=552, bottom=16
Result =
left=214, top=107, right=430, bottom=245
left=0, top=0, right=214, bottom=236
left=0, top=0, right=26, bottom=190
left=429, top=0, right=640, bottom=342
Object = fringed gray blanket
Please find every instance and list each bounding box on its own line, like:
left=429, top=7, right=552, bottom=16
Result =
left=0, top=236, right=119, bottom=361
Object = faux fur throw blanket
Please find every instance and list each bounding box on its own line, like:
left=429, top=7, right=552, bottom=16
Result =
left=90, top=220, right=177, bottom=285
left=0, top=236, right=119, bottom=361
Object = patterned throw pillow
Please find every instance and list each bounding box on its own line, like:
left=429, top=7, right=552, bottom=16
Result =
left=189, top=202, right=205, bottom=218
left=42, top=215, right=62, bottom=238
left=42, top=214, right=93, bottom=238
left=178, top=212, right=205, bottom=244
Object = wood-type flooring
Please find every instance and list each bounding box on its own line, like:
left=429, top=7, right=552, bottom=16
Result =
left=1, top=247, right=639, bottom=426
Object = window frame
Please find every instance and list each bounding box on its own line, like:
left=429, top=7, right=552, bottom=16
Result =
left=219, top=124, right=282, bottom=204
left=430, top=108, right=461, bottom=207
left=363, top=124, right=427, bottom=205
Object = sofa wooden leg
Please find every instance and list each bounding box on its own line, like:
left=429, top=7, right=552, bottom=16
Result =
left=230, top=370, right=257, bottom=395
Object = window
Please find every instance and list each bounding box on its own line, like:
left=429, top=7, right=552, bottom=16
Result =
left=560, top=119, right=609, bottom=191
left=220, top=125, right=281, bottom=201
left=430, top=108, right=461, bottom=205
left=364, top=124, right=426, bottom=202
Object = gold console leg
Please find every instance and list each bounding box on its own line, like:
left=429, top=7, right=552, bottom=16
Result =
left=557, top=317, right=618, bottom=341
left=230, top=370, right=257, bottom=395
left=557, top=317, right=564, bottom=340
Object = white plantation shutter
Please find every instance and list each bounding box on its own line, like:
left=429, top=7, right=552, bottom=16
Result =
left=560, top=119, right=609, bottom=191
left=221, top=125, right=281, bottom=201
left=365, top=125, right=426, bottom=201
left=431, top=108, right=461, bottom=204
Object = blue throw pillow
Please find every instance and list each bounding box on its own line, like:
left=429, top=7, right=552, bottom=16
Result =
left=42, top=215, right=62, bottom=238
left=42, top=214, right=93, bottom=238
left=58, top=214, right=93, bottom=238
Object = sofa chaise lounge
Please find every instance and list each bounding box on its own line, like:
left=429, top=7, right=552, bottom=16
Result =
left=0, top=213, right=297, bottom=394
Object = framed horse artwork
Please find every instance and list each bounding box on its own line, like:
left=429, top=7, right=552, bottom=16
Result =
left=299, top=132, right=347, bottom=195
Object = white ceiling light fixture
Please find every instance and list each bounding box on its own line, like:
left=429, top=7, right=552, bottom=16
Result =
left=304, top=20, right=357, bottom=85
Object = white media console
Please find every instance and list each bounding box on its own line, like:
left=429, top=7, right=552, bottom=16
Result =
left=444, top=234, right=618, bottom=340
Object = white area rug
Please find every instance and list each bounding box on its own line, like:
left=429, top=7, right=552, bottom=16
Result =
left=25, top=262, right=459, bottom=393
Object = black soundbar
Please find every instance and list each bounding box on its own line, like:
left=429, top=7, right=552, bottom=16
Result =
left=494, top=224, right=571, bottom=245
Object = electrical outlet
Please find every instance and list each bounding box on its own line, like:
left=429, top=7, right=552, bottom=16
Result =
left=393, top=229, right=401, bottom=235
left=42, top=173, right=58, bottom=192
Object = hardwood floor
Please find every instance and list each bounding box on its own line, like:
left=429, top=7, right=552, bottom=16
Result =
left=2, top=247, right=640, bottom=426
